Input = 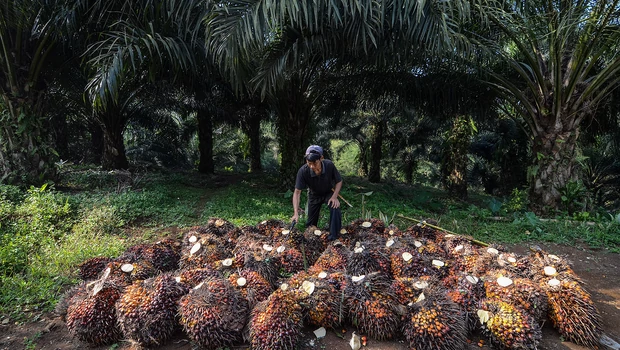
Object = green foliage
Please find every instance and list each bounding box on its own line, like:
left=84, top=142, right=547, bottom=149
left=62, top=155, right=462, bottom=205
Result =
left=559, top=180, right=589, bottom=214
left=504, top=188, right=529, bottom=213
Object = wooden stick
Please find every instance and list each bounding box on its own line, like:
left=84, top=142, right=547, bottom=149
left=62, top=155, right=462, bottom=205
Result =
left=396, top=214, right=489, bottom=247
left=332, top=189, right=353, bottom=208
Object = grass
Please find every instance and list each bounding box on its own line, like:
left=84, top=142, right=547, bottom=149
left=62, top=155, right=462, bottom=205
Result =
left=0, top=168, right=618, bottom=320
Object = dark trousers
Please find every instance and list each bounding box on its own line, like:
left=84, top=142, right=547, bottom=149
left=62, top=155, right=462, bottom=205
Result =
left=306, top=193, right=342, bottom=239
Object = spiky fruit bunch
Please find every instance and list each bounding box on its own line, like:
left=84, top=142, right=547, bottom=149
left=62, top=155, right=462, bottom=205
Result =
left=403, top=289, right=467, bottom=350
left=228, top=269, right=273, bottom=308
left=242, top=253, right=279, bottom=287
left=528, top=249, right=578, bottom=282
left=56, top=282, right=90, bottom=321
left=312, top=243, right=349, bottom=272
left=442, top=236, right=474, bottom=258
left=204, top=217, right=236, bottom=236
left=176, top=267, right=221, bottom=289
left=348, top=218, right=386, bottom=237
left=98, top=261, right=156, bottom=286
left=78, top=257, right=112, bottom=281
left=120, top=240, right=180, bottom=272
left=345, top=272, right=401, bottom=340
left=303, top=225, right=329, bottom=249
left=484, top=274, right=548, bottom=323
left=404, top=219, right=443, bottom=241
left=275, top=245, right=305, bottom=274
left=448, top=250, right=480, bottom=275
left=391, top=276, right=433, bottom=305
left=287, top=270, right=344, bottom=329
left=478, top=299, right=542, bottom=350
left=347, top=242, right=391, bottom=277
left=180, top=233, right=228, bottom=270
left=542, top=277, right=602, bottom=348
left=232, top=233, right=274, bottom=266
left=178, top=276, right=249, bottom=350
left=444, top=273, right=485, bottom=332
left=249, top=288, right=304, bottom=350
left=382, top=224, right=403, bottom=238
left=65, top=281, right=123, bottom=346
left=390, top=248, right=425, bottom=278
left=116, top=273, right=187, bottom=347
left=469, top=246, right=507, bottom=276
left=412, top=238, right=448, bottom=260
left=494, top=252, right=530, bottom=277
left=256, top=219, right=287, bottom=238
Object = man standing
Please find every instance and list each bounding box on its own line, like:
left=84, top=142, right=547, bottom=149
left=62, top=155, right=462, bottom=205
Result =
left=291, top=145, right=343, bottom=241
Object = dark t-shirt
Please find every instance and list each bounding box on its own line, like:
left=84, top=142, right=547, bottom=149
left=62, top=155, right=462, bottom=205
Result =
left=295, top=159, right=342, bottom=197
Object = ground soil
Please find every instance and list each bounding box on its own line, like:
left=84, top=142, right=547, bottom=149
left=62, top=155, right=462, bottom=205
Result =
left=1, top=242, right=618, bottom=350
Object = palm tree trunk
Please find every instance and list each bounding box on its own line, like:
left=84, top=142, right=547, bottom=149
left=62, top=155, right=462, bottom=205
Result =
left=89, top=123, right=104, bottom=165
left=101, top=117, right=129, bottom=170
left=368, top=118, right=385, bottom=183
left=197, top=108, right=214, bottom=174
left=441, top=115, right=471, bottom=200
left=276, top=77, right=313, bottom=189
left=241, top=110, right=262, bottom=172
left=357, top=139, right=369, bottom=177
left=529, top=126, right=580, bottom=214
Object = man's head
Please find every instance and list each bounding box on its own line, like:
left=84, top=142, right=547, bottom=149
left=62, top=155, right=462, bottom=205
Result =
left=304, top=145, right=323, bottom=162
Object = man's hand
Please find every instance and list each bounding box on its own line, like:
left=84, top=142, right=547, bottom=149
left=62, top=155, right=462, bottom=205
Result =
left=328, top=196, right=340, bottom=209
left=291, top=213, right=299, bottom=223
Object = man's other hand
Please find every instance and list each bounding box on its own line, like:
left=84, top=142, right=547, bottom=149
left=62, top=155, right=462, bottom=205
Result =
left=328, top=196, right=340, bottom=209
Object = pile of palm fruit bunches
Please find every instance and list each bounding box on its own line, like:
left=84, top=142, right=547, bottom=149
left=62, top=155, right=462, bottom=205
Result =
left=56, top=217, right=604, bottom=350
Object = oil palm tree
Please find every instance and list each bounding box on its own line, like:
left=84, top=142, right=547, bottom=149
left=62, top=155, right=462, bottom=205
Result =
left=206, top=0, right=477, bottom=187
left=473, top=0, right=620, bottom=213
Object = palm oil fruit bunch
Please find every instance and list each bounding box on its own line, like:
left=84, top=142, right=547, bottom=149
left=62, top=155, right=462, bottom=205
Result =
left=542, top=277, right=602, bottom=348
left=176, top=267, right=221, bottom=289
left=405, top=220, right=443, bottom=241
left=116, top=273, right=187, bottom=347
left=312, top=243, right=350, bottom=272
left=349, top=218, right=386, bottom=237
left=179, top=276, right=249, bottom=350
left=347, top=241, right=392, bottom=277
left=345, top=272, right=401, bottom=340
left=65, top=280, right=123, bottom=346
left=228, top=269, right=274, bottom=308
left=269, top=240, right=305, bottom=274
left=382, top=224, right=403, bottom=239
left=204, top=217, right=236, bottom=236
left=180, top=233, right=228, bottom=270
left=56, top=282, right=90, bottom=322
left=528, top=249, right=578, bottom=282
left=291, top=270, right=343, bottom=329
left=477, top=299, right=541, bottom=349
left=403, top=287, right=467, bottom=350
left=249, top=287, right=304, bottom=350
left=390, top=248, right=425, bottom=278
left=120, top=239, right=180, bottom=272
left=444, top=273, right=485, bottom=332
left=391, top=276, right=433, bottom=305
left=483, top=272, right=548, bottom=323
left=256, top=219, right=287, bottom=238
left=78, top=256, right=112, bottom=281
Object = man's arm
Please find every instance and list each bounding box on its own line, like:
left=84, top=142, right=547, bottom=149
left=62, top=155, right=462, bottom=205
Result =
left=328, top=180, right=342, bottom=209
left=291, top=188, right=302, bottom=222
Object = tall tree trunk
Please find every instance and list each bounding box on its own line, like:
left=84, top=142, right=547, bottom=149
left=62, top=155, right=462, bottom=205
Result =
left=51, top=114, right=69, bottom=161
left=368, top=118, right=385, bottom=183
left=100, top=115, right=129, bottom=170
left=89, top=123, right=104, bottom=165
left=402, top=151, right=416, bottom=184
left=275, top=77, right=313, bottom=189
left=357, top=139, right=369, bottom=177
left=197, top=108, right=214, bottom=174
left=529, top=126, right=579, bottom=214
left=195, top=87, right=214, bottom=174
left=241, top=109, right=262, bottom=172
left=441, top=115, right=473, bottom=200
left=0, top=96, right=56, bottom=184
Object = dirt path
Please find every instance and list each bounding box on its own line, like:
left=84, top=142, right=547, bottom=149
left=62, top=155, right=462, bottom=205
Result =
left=1, top=243, right=618, bottom=350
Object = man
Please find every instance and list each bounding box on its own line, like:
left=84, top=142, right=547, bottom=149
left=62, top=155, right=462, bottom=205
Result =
left=291, top=145, right=343, bottom=241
